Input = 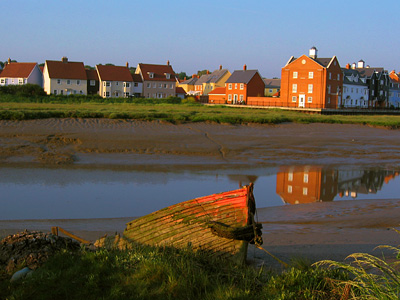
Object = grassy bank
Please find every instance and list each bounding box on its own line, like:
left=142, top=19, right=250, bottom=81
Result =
left=0, top=244, right=349, bottom=300
left=1, top=95, right=400, bottom=128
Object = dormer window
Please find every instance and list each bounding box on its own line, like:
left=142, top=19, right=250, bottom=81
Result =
left=165, top=73, right=170, bottom=79
left=148, top=72, right=154, bottom=79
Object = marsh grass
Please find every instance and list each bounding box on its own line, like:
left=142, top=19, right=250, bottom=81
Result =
left=0, top=244, right=349, bottom=300
left=315, top=231, right=400, bottom=299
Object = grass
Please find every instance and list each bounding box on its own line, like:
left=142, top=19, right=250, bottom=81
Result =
left=1, top=96, right=400, bottom=128
left=0, top=244, right=349, bottom=300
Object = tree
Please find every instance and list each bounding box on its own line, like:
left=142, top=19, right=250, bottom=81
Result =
left=177, top=72, right=188, bottom=80
left=197, top=70, right=208, bottom=77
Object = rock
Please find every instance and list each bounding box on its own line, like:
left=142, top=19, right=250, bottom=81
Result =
left=10, top=267, right=33, bottom=283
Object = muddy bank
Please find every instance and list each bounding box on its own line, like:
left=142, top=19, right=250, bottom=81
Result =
left=1, top=118, right=400, bottom=167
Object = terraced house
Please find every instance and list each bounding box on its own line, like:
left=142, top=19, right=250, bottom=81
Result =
left=136, top=61, right=176, bottom=98
left=43, top=57, right=87, bottom=95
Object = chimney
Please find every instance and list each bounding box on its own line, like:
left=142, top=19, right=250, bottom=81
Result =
left=346, top=63, right=350, bottom=69
left=219, top=65, right=222, bottom=70
left=126, top=62, right=129, bottom=68
left=243, top=64, right=247, bottom=71
left=192, top=74, right=196, bottom=78
left=309, top=46, right=318, bottom=59
left=357, top=59, right=365, bottom=68
left=206, top=70, right=210, bottom=74
left=62, top=57, right=68, bottom=63
left=167, top=60, right=170, bottom=66
left=7, top=58, right=11, bottom=64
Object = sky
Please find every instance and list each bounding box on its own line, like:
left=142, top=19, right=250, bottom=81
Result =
left=2, top=0, right=400, bottom=78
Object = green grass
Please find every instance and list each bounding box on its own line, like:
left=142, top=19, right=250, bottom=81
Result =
left=0, top=245, right=348, bottom=300
left=2, top=97, right=400, bottom=128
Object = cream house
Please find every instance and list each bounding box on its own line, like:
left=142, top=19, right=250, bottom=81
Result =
left=43, top=57, right=87, bottom=95
left=0, top=58, right=43, bottom=87
left=96, top=64, right=134, bottom=98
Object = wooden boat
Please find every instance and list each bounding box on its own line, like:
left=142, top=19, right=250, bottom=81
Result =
left=119, top=183, right=262, bottom=264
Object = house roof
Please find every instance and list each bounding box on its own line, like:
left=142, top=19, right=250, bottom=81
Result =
left=0, top=62, right=38, bottom=78
left=263, top=78, right=281, bottom=88
left=225, top=70, right=259, bottom=84
left=137, top=63, right=176, bottom=82
left=131, top=73, right=143, bottom=82
left=181, top=76, right=198, bottom=85
left=176, top=86, right=186, bottom=94
left=209, top=87, right=226, bottom=94
left=96, top=65, right=133, bottom=82
left=46, top=60, right=87, bottom=80
left=342, top=68, right=367, bottom=86
left=86, top=69, right=99, bottom=81
left=286, top=55, right=337, bottom=68
left=356, top=67, right=385, bottom=78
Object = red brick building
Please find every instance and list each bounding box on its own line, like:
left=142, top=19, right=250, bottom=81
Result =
left=224, top=65, right=264, bottom=104
left=280, top=47, right=343, bottom=109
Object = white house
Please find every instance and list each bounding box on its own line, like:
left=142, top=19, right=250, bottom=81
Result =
left=341, top=66, right=369, bottom=108
left=0, top=58, right=43, bottom=87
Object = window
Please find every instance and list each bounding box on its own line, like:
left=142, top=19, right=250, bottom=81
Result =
left=104, top=91, right=110, bottom=97
left=292, top=84, right=297, bottom=93
left=328, top=97, right=331, bottom=104
left=288, top=172, right=293, bottom=181
left=164, top=84, right=167, bottom=88
left=90, top=80, right=95, bottom=86
left=124, top=92, right=130, bottom=97
left=239, top=83, right=244, bottom=90
left=77, top=80, right=80, bottom=85
left=288, top=185, right=292, bottom=193
left=57, top=79, right=61, bottom=84
left=235, top=83, right=237, bottom=89
left=104, top=81, right=110, bottom=87
left=0, top=79, right=4, bottom=84
left=337, top=74, right=340, bottom=80
left=303, top=187, right=308, bottom=195
left=115, top=92, right=119, bottom=97
left=67, top=80, right=71, bottom=85
left=240, top=95, right=244, bottom=102
left=309, top=72, right=313, bottom=79
left=153, top=83, right=156, bottom=88
left=329, top=73, right=331, bottom=80
left=165, top=73, right=170, bottom=79
left=149, top=73, right=154, bottom=79
left=159, top=83, right=162, bottom=88
left=304, top=174, right=309, bottom=183
left=116, top=82, right=119, bottom=86
left=80, top=90, right=83, bottom=94
left=123, top=82, right=131, bottom=88
left=308, top=84, right=313, bottom=93
left=327, top=85, right=331, bottom=94
left=269, top=89, right=273, bottom=93
left=134, top=82, right=138, bottom=87
left=53, top=90, right=57, bottom=95
left=308, top=97, right=312, bottom=103
left=228, top=94, right=232, bottom=101
left=292, top=96, right=297, bottom=102
left=170, top=84, right=173, bottom=89
left=293, top=72, right=298, bottom=79
left=228, top=84, right=232, bottom=90
left=147, top=83, right=151, bottom=88
left=18, top=79, right=23, bottom=85
left=60, top=90, right=63, bottom=95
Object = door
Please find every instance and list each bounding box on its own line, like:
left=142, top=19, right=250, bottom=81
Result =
left=233, top=94, right=238, bottom=104
left=299, top=94, right=305, bottom=108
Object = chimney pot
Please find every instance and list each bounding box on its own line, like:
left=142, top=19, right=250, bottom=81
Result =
left=243, top=64, right=247, bottom=71
left=62, top=57, right=68, bottom=63
left=167, top=60, right=170, bottom=66
left=346, top=63, right=350, bottom=69
left=7, top=58, right=11, bottom=64
left=219, top=65, right=222, bottom=70
left=206, top=70, right=209, bottom=74
left=126, top=62, right=129, bottom=68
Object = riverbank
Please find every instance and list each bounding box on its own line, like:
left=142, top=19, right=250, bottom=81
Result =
left=1, top=119, right=400, bottom=268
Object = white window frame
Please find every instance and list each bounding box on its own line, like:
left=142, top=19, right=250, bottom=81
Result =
left=308, top=72, right=313, bottom=79
left=288, top=185, right=292, bottom=193
left=90, top=80, right=95, bottom=86
left=292, top=84, right=297, bottom=93
left=240, top=83, right=244, bottom=90
left=307, top=96, right=312, bottom=103
left=308, top=84, right=313, bottom=93
left=292, top=96, right=297, bottom=102
left=228, top=83, right=232, bottom=90
left=293, top=72, right=298, bottom=79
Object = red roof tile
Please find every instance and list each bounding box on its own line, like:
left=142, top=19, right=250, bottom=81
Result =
left=46, top=60, right=87, bottom=80
left=137, top=63, right=176, bottom=82
left=209, top=87, right=226, bottom=94
left=96, top=65, right=133, bottom=82
left=131, top=73, right=143, bottom=82
left=0, top=62, right=38, bottom=78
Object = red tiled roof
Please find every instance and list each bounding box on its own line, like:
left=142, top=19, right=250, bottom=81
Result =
left=0, top=62, right=38, bottom=78
left=46, top=60, right=87, bottom=80
left=96, top=65, right=133, bottom=82
left=85, top=69, right=99, bottom=81
left=176, top=86, right=186, bottom=94
left=209, top=87, right=226, bottom=94
left=137, top=63, right=176, bottom=82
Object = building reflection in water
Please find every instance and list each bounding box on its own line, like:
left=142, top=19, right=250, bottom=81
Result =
left=276, top=166, right=399, bottom=205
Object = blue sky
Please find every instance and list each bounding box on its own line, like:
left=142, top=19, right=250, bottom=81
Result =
left=2, top=0, right=399, bottom=78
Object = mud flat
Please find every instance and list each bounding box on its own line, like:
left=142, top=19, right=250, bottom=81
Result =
left=1, top=118, right=400, bottom=267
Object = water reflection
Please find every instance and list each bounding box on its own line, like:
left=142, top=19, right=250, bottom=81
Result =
left=276, top=166, right=399, bottom=204
left=0, top=165, right=399, bottom=220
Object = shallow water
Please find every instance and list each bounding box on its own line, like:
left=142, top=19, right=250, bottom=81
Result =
left=0, top=165, right=399, bottom=220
